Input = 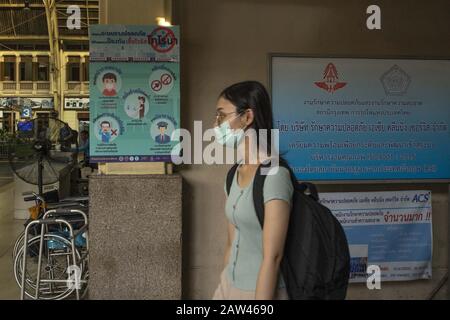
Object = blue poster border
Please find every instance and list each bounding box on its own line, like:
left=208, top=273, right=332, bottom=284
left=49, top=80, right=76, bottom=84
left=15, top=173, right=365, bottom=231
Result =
left=268, top=53, right=450, bottom=184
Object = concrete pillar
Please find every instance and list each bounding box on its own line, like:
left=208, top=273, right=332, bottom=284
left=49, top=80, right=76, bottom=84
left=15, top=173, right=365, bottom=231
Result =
left=89, top=174, right=182, bottom=299
left=88, top=0, right=182, bottom=300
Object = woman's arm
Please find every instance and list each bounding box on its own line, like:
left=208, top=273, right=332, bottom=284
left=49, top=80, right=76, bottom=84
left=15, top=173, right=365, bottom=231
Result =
left=255, top=199, right=290, bottom=299
left=223, top=222, right=235, bottom=267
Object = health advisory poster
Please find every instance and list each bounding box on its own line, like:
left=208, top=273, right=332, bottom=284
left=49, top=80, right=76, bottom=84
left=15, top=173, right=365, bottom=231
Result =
left=89, top=25, right=180, bottom=162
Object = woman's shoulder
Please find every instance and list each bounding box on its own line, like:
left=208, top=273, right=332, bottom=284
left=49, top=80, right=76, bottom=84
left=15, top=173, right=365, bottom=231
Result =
left=262, top=165, right=294, bottom=205
left=263, top=165, right=292, bottom=182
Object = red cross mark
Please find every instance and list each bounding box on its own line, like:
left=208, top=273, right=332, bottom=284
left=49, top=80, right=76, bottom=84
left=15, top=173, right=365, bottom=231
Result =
left=111, top=129, right=118, bottom=136
left=148, top=27, right=177, bottom=53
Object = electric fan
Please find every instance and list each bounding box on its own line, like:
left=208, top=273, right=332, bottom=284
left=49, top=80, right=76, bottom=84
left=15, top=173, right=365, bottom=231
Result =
left=7, top=117, right=78, bottom=196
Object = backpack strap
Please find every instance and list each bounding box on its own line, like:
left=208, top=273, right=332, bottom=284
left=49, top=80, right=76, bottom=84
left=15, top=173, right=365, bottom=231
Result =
left=252, top=164, right=268, bottom=228
left=268, top=158, right=319, bottom=201
left=253, top=158, right=313, bottom=228
left=226, top=163, right=240, bottom=196
left=252, top=159, right=293, bottom=228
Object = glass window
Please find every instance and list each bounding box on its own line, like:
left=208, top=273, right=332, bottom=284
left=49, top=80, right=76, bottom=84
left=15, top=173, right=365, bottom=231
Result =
left=36, top=56, right=49, bottom=81
left=82, top=60, right=89, bottom=82
left=67, top=56, right=80, bottom=81
left=20, top=56, right=33, bottom=81
left=3, top=56, right=16, bottom=81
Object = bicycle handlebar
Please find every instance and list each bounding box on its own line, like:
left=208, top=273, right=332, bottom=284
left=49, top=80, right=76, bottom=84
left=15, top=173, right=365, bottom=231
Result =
left=22, top=191, right=45, bottom=203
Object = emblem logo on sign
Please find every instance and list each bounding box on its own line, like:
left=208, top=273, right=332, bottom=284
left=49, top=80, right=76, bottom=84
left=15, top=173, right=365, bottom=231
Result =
left=380, top=65, right=410, bottom=96
left=314, top=63, right=347, bottom=93
left=148, top=27, right=178, bottom=53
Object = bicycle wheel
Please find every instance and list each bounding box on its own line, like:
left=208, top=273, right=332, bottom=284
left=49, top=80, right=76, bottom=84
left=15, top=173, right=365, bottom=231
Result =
left=12, top=231, right=25, bottom=260
left=14, top=234, right=84, bottom=300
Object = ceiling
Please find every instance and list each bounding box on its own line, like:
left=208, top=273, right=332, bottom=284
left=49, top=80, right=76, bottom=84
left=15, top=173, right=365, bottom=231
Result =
left=0, top=0, right=99, bottom=50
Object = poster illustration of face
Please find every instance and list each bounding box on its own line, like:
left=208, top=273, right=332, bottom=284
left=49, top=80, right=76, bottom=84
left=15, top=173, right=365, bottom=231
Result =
left=151, top=118, right=174, bottom=145
left=96, top=70, right=122, bottom=97
left=94, top=116, right=121, bottom=144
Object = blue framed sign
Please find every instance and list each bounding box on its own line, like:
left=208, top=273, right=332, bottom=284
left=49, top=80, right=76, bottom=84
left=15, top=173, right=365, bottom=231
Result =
left=270, top=55, right=450, bottom=181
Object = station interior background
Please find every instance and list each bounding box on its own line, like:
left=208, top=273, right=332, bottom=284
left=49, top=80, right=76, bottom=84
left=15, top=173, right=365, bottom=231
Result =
left=0, top=0, right=449, bottom=300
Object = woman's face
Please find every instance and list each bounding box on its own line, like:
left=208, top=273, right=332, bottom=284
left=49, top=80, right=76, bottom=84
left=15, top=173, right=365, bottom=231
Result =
left=215, top=97, right=243, bottom=129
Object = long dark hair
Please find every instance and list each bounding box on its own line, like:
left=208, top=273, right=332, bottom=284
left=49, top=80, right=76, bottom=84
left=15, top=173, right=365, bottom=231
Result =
left=219, top=81, right=274, bottom=154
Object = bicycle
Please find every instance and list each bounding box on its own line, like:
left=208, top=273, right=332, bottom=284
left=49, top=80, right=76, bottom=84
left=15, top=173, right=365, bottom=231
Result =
left=13, top=192, right=89, bottom=300
left=12, top=192, right=88, bottom=260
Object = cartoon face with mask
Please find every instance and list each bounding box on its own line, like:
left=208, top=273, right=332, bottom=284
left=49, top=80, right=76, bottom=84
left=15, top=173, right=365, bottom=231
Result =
left=102, top=73, right=117, bottom=97
left=214, top=97, right=248, bottom=148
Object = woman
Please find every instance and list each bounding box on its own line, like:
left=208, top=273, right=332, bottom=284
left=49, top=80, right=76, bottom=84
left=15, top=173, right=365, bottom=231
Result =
left=212, top=81, right=293, bottom=300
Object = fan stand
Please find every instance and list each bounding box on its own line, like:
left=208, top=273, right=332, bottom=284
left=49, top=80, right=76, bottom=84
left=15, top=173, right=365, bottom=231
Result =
left=9, top=117, right=78, bottom=219
left=37, top=153, right=44, bottom=196
left=33, top=139, right=47, bottom=197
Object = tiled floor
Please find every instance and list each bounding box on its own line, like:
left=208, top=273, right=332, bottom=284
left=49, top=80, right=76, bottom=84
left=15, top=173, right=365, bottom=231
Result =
left=0, top=161, right=13, bottom=188
left=0, top=178, right=13, bottom=189
left=0, top=218, right=25, bottom=300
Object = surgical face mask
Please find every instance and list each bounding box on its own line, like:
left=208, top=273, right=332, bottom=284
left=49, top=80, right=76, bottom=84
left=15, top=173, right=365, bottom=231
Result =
left=214, top=116, right=245, bottom=148
left=105, top=83, right=115, bottom=90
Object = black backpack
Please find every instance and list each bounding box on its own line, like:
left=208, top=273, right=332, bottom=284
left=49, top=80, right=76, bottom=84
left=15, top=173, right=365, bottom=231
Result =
left=226, top=159, right=350, bottom=300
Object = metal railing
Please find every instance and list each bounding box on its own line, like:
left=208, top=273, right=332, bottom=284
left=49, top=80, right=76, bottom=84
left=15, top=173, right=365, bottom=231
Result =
left=1, top=81, right=16, bottom=91
left=19, top=82, right=33, bottom=91
left=36, top=81, right=50, bottom=91
left=0, top=81, right=52, bottom=93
